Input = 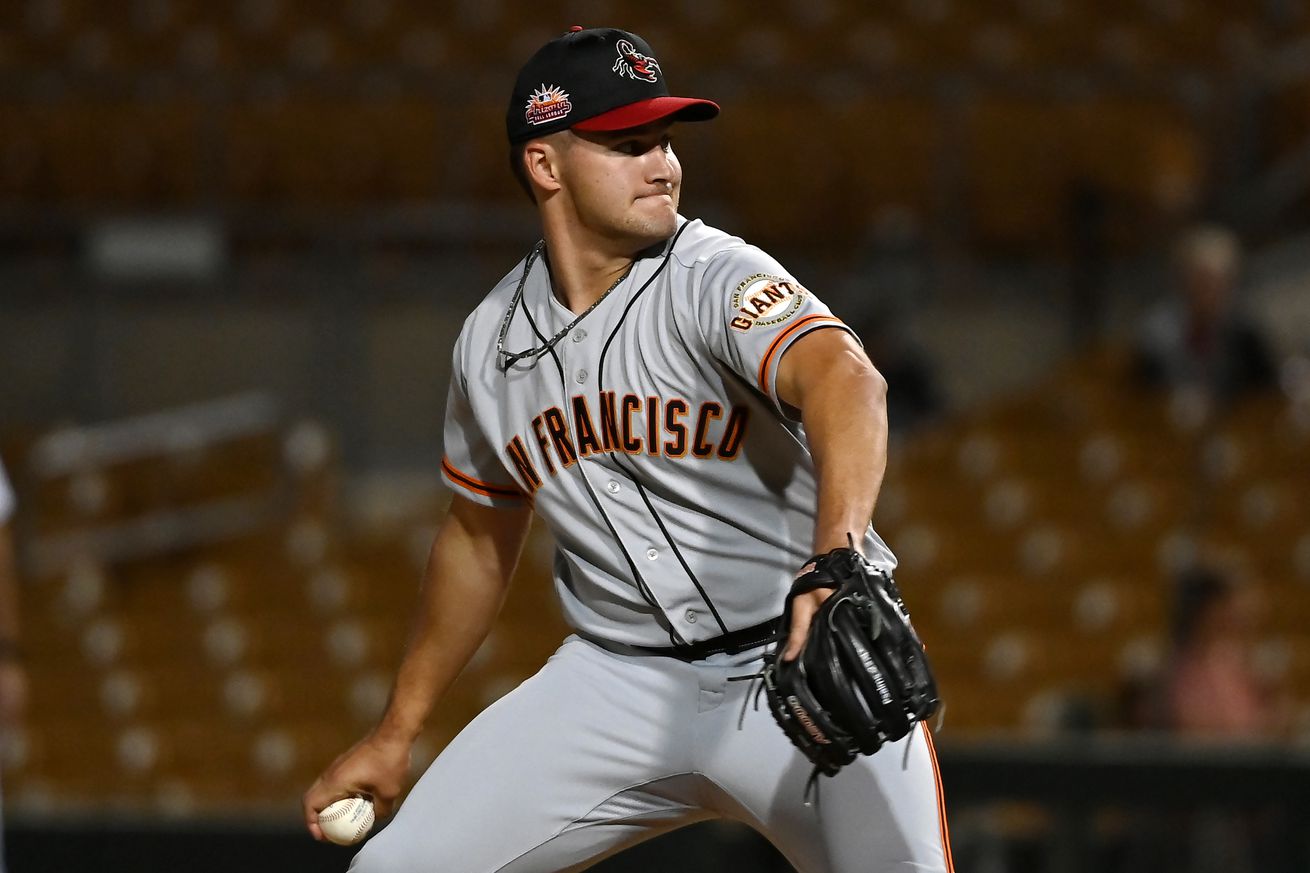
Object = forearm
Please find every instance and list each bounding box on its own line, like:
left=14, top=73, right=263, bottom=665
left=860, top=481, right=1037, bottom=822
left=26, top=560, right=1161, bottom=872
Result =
left=375, top=502, right=531, bottom=743
left=800, top=349, right=889, bottom=554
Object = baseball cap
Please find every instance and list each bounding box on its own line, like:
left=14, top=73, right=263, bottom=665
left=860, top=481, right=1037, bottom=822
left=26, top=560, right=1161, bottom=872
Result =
left=506, top=27, right=719, bottom=144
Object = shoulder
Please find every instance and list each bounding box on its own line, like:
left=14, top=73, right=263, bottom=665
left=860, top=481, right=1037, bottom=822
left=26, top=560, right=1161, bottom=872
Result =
left=465, top=256, right=531, bottom=331
left=667, top=218, right=748, bottom=269
left=453, top=254, right=535, bottom=364
left=667, top=219, right=789, bottom=292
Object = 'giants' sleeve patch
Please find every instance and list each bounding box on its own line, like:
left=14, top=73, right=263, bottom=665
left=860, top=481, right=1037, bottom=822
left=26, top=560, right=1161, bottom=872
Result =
left=694, top=244, right=857, bottom=413
left=729, top=274, right=809, bottom=332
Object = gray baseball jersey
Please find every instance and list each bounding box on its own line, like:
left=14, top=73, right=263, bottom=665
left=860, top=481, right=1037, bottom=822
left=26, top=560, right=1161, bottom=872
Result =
left=353, top=218, right=951, bottom=873
left=441, top=217, right=896, bottom=648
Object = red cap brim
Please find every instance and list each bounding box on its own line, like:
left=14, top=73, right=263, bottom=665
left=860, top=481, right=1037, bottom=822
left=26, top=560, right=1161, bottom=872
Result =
left=571, top=96, right=720, bottom=132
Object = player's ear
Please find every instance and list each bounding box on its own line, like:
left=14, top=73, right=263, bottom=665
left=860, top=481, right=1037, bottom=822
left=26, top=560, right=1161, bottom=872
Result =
left=524, top=137, right=565, bottom=198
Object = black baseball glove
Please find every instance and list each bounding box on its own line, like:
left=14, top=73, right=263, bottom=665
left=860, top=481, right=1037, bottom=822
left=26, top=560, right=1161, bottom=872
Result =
left=763, top=547, right=940, bottom=777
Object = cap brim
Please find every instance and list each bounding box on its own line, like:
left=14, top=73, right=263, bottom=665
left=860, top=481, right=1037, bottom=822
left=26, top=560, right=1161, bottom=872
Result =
left=571, top=96, right=720, bottom=132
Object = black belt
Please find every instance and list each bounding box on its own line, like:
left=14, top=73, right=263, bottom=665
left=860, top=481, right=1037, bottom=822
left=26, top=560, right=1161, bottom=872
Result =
left=636, top=616, right=784, bottom=662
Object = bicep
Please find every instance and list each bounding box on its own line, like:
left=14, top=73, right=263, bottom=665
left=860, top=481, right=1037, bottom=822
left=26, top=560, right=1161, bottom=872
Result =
left=437, top=494, right=534, bottom=582
left=774, top=327, right=882, bottom=413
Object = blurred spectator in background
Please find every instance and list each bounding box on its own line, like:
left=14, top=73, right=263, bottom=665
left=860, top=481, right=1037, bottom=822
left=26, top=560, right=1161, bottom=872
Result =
left=861, top=314, right=945, bottom=437
left=1067, top=180, right=1110, bottom=348
left=0, top=458, right=25, bottom=873
left=1162, top=563, right=1287, bottom=739
left=844, top=212, right=946, bottom=436
left=1149, top=563, right=1291, bottom=873
left=1132, top=225, right=1277, bottom=406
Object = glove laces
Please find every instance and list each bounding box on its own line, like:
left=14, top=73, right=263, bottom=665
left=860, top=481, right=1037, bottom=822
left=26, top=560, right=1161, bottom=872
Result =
left=726, top=633, right=827, bottom=807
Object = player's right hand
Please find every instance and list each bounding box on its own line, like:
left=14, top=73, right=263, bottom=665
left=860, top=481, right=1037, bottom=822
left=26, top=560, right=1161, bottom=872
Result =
left=781, top=587, right=833, bottom=662
left=303, top=730, right=412, bottom=841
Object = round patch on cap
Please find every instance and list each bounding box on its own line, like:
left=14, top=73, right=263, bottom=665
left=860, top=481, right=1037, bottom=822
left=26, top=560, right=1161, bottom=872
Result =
left=525, top=84, right=573, bottom=126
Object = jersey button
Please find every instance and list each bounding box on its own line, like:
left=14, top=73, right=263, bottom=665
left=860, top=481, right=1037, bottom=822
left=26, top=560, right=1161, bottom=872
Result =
left=606, top=481, right=620, bottom=494
left=685, top=609, right=698, bottom=624
left=575, top=369, right=588, bottom=383
left=572, top=330, right=586, bottom=343
left=645, top=547, right=658, bottom=560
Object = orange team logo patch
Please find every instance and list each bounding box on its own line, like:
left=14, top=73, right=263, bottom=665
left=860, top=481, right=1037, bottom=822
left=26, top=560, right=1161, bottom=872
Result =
left=613, top=39, right=661, bottom=83
left=525, top=84, right=573, bottom=125
left=729, top=274, right=808, bottom=332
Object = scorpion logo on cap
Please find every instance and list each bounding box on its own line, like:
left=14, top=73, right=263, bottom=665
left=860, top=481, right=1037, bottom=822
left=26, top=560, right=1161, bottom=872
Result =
left=613, top=39, right=661, bottom=83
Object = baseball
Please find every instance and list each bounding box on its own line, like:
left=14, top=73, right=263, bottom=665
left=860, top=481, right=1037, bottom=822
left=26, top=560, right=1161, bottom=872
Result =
left=318, top=796, right=375, bottom=846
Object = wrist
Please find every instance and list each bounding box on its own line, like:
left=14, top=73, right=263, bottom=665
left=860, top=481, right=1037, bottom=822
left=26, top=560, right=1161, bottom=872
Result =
left=810, top=533, right=861, bottom=555
left=373, top=713, right=423, bottom=746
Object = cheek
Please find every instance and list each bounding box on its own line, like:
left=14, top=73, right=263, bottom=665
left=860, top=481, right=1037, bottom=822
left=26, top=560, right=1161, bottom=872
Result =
left=565, top=162, right=618, bottom=211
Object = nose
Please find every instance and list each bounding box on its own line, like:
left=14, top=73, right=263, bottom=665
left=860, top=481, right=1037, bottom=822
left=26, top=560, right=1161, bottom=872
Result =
left=647, top=146, right=677, bottom=189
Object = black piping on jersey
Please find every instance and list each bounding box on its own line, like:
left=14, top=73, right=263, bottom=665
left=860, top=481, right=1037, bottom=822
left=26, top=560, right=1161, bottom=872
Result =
left=594, top=223, right=732, bottom=639
left=517, top=247, right=680, bottom=646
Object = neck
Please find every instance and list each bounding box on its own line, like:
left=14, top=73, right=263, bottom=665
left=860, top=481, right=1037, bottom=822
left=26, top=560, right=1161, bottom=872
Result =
left=538, top=208, right=666, bottom=315
left=541, top=238, right=634, bottom=315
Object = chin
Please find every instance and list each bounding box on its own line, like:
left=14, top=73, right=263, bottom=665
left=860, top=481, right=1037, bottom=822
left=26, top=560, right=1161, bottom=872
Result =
left=629, top=200, right=678, bottom=239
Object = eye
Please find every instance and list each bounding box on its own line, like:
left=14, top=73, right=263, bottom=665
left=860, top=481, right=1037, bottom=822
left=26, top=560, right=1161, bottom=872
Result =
left=613, top=136, right=672, bottom=156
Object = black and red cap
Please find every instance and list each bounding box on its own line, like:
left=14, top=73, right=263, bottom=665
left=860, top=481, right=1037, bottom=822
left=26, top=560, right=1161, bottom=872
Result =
left=506, top=26, right=719, bottom=144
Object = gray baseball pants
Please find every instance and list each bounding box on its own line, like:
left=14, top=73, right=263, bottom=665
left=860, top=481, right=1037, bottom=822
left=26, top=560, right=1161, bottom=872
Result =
left=349, top=635, right=952, bottom=873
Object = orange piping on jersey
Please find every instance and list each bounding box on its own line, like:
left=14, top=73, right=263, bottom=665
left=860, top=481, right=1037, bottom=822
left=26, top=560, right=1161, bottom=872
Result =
left=922, top=725, right=955, bottom=873
left=441, top=457, right=527, bottom=501
left=755, top=315, right=846, bottom=400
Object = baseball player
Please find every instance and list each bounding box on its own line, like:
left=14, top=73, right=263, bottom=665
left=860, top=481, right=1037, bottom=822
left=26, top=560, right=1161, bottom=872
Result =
left=304, top=27, right=952, bottom=873
left=0, top=458, right=26, bottom=873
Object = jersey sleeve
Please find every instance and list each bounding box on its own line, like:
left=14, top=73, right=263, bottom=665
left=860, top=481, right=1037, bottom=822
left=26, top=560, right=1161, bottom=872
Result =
left=440, top=339, right=530, bottom=509
left=695, top=245, right=857, bottom=413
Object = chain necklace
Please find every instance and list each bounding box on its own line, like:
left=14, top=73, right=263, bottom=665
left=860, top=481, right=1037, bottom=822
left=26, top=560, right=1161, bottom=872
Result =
left=495, top=241, right=635, bottom=371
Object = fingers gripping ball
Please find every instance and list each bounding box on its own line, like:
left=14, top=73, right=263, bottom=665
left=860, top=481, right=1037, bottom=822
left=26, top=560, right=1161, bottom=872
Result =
left=318, top=796, right=376, bottom=846
left=764, top=547, right=940, bottom=777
